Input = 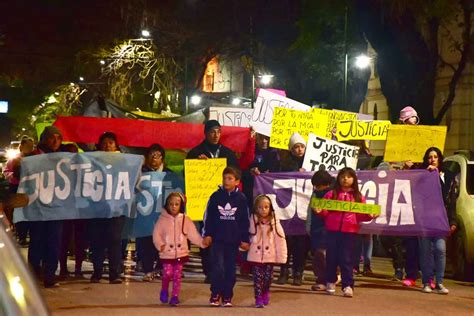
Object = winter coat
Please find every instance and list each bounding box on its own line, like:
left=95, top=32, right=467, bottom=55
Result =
left=318, top=190, right=372, bottom=233
left=202, top=186, right=250, bottom=244
left=153, top=211, right=204, bottom=260
left=247, top=215, right=287, bottom=264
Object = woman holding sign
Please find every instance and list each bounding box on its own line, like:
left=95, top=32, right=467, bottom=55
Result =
left=418, top=147, right=457, bottom=294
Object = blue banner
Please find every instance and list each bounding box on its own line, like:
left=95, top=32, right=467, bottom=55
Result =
left=126, top=171, right=185, bottom=238
left=14, top=152, right=143, bottom=222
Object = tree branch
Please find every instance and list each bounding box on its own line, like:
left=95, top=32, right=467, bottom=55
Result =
left=438, top=54, right=458, bottom=72
left=435, top=0, right=472, bottom=124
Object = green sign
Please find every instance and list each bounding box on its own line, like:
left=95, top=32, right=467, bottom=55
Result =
left=310, top=197, right=381, bottom=216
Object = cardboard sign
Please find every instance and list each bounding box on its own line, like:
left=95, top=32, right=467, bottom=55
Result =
left=208, top=106, right=254, bottom=127
left=251, top=89, right=311, bottom=136
left=269, top=107, right=328, bottom=149
left=312, top=108, right=358, bottom=139
left=303, top=133, right=359, bottom=171
left=310, top=197, right=381, bottom=216
left=184, top=158, right=227, bottom=220
left=336, top=120, right=392, bottom=141
left=384, top=125, right=447, bottom=162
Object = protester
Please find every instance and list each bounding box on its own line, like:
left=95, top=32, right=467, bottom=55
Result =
left=88, top=132, right=125, bottom=284
left=419, top=147, right=456, bottom=294
left=202, top=166, right=250, bottom=307
left=306, top=170, right=333, bottom=291
left=136, top=144, right=170, bottom=282
left=315, top=167, right=376, bottom=298
left=247, top=194, right=287, bottom=308
left=276, top=132, right=308, bottom=286
left=3, top=135, right=34, bottom=246
left=153, top=192, right=209, bottom=306
left=186, top=120, right=239, bottom=283
left=28, top=126, right=65, bottom=288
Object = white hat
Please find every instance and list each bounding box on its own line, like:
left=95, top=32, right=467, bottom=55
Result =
left=288, top=132, right=306, bottom=151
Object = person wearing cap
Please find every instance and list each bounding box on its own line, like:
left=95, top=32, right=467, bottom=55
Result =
left=276, top=132, right=309, bottom=286
left=28, top=126, right=66, bottom=288
left=186, top=120, right=239, bottom=283
left=399, top=106, right=420, bottom=125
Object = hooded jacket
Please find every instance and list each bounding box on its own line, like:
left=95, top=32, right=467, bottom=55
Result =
left=202, top=186, right=250, bottom=244
left=247, top=215, right=287, bottom=264
left=153, top=211, right=204, bottom=259
left=319, top=190, right=372, bottom=233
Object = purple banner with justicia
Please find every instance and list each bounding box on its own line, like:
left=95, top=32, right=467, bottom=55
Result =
left=253, top=170, right=449, bottom=237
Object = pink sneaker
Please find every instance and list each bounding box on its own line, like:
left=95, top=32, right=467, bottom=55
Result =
left=429, top=279, right=436, bottom=290
left=402, top=279, right=416, bottom=287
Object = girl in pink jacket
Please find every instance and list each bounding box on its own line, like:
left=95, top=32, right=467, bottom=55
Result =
left=153, top=192, right=209, bottom=306
left=247, top=195, right=287, bottom=308
left=315, top=167, right=375, bottom=298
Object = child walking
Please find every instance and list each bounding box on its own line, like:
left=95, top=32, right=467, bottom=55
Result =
left=203, top=166, right=250, bottom=307
left=306, top=170, right=334, bottom=291
left=153, top=192, right=209, bottom=306
left=248, top=195, right=287, bottom=308
left=315, top=167, right=375, bottom=298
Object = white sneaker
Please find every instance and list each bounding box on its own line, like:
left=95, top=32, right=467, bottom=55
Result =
left=436, top=284, right=449, bottom=295
left=326, top=283, right=336, bottom=295
left=422, top=284, right=432, bottom=293
left=342, top=286, right=353, bottom=298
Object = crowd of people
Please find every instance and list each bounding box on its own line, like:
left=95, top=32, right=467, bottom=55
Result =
left=1, top=105, right=457, bottom=307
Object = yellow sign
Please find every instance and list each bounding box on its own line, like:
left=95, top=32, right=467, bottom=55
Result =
left=336, top=120, right=392, bottom=141
left=384, top=125, right=447, bottom=162
left=269, top=107, right=328, bottom=149
left=312, top=108, right=358, bottom=139
left=184, top=158, right=227, bottom=220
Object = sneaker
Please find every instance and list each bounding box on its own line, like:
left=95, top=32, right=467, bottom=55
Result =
left=142, top=272, right=153, bottom=282
left=255, top=297, right=264, bottom=308
left=169, top=296, right=180, bottom=306
left=362, top=267, right=373, bottom=276
left=392, top=269, right=404, bottom=281
left=422, top=284, right=432, bottom=293
left=436, top=284, right=449, bottom=295
left=429, top=279, right=436, bottom=290
left=90, top=276, right=101, bottom=283
left=160, top=290, right=169, bottom=304
left=44, top=281, right=60, bottom=288
left=209, top=294, right=221, bottom=306
left=222, top=298, right=233, bottom=307
left=326, top=282, right=336, bottom=295
left=311, top=283, right=327, bottom=291
left=292, top=273, right=303, bottom=286
left=109, top=278, right=122, bottom=284
left=402, top=279, right=416, bottom=287
left=343, top=286, right=353, bottom=297
left=262, top=292, right=270, bottom=305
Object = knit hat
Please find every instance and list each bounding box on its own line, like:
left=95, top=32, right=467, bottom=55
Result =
left=399, top=106, right=419, bottom=124
left=39, top=126, right=62, bottom=144
left=288, top=132, right=306, bottom=151
left=204, top=120, right=221, bottom=134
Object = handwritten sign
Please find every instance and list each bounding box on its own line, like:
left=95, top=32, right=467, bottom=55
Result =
left=310, top=197, right=381, bottom=216
left=208, top=107, right=254, bottom=128
left=336, top=120, right=392, bottom=141
left=251, top=89, right=311, bottom=136
left=184, top=158, right=227, bottom=220
left=303, top=133, right=359, bottom=171
left=312, top=108, right=358, bottom=139
left=269, top=107, right=328, bottom=149
left=384, top=125, right=447, bottom=162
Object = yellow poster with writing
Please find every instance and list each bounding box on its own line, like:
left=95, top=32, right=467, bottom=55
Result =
left=312, top=108, right=358, bottom=139
left=336, top=120, right=392, bottom=141
left=269, top=107, right=328, bottom=149
left=184, top=158, right=227, bottom=220
left=384, top=125, right=447, bottom=162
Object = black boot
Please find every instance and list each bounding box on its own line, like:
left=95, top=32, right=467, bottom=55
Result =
left=276, top=267, right=288, bottom=285
left=293, top=272, right=303, bottom=286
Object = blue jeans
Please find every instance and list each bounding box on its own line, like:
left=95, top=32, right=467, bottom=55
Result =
left=210, top=242, right=239, bottom=299
left=353, top=234, right=373, bottom=270
left=326, top=231, right=356, bottom=288
left=419, top=237, right=446, bottom=285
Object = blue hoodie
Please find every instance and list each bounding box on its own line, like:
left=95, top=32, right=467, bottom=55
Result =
left=203, top=186, right=250, bottom=245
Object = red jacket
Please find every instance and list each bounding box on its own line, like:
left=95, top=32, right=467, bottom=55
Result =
left=319, top=190, right=372, bottom=233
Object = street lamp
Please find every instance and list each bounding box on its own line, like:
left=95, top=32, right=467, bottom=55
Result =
left=190, top=95, right=202, bottom=106
left=355, top=54, right=371, bottom=69
left=141, top=29, right=151, bottom=38
left=232, top=97, right=241, bottom=106
left=259, top=74, right=274, bottom=85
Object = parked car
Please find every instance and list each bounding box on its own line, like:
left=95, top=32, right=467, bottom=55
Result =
left=444, top=150, right=474, bottom=281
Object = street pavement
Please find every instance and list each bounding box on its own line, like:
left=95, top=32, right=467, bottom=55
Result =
left=40, top=252, right=474, bottom=316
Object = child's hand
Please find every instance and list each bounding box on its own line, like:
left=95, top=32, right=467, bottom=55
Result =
left=160, top=245, right=165, bottom=252
left=203, top=236, right=212, bottom=247
left=239, top=242, right=250, bottom=251
left=198, top=154, right=208, bottom=160
left=312, top=207, right=322, bottom=214
left=370, top=213, right=379, bottom=219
